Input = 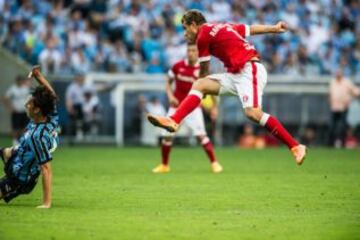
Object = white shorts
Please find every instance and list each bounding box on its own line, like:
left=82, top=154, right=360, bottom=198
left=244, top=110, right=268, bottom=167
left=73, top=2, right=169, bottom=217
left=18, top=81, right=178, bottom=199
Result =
left=162, top=107, right=206, bottom=137
left=208, top=61, right=267, bottom=108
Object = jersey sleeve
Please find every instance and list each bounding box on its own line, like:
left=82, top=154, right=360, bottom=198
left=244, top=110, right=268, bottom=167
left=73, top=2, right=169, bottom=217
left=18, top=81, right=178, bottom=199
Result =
left=168, top=64, right=177, bottom=78
left=232, top=24, right=250, bottom=38
left=197, top=30, right=211, bottom=62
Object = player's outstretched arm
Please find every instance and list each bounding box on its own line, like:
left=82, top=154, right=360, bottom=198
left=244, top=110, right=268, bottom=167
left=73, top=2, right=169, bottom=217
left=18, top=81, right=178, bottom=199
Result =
left=37, top=162, right=52, bottom=209
left=250, top=21, right=288, bottom=35
left=28, top=65, right=57, bottom=97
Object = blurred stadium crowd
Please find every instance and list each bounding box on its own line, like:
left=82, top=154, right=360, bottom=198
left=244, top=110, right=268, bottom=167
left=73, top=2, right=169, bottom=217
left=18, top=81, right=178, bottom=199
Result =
left=0, top=0, right=359, bottom=77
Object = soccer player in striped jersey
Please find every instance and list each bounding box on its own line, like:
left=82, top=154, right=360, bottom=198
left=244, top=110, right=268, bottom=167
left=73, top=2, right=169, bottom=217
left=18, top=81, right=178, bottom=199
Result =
left=0, top=66, right=59, bottom=208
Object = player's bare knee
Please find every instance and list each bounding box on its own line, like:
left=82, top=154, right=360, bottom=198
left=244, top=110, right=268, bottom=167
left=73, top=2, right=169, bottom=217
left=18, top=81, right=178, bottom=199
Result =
left=244, top=108, right=263, bottom=123
left=162, top=137, right=173, bottom=145
left=192, top=79, right=202, bottom=90
left=196, top=135, right=206, bottom=143
left=197, top=135, right=210, bottom=145
left=192, top=78, right=207, bottom=93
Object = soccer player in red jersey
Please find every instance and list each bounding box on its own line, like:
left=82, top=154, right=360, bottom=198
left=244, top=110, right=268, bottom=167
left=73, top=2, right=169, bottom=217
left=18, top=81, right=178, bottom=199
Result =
left=148, top=10, right=306, bottom=165
left=152, top=43, right=223, bottom=173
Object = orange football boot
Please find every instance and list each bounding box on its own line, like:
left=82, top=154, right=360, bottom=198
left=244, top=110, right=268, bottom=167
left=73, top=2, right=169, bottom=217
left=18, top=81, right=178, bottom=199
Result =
left=147, top=114, right=179, bottom=133
left=291, top=144, right=307, bottom=165
left=152, top=164, right=170, bottom=173
left=211, top=161, right=223, bottom=173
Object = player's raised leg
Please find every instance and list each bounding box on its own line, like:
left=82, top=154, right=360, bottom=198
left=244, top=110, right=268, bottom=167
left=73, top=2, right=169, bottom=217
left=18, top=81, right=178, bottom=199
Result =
left=244, top=107, right=306, bottom=165
left=147, top=77, right=221, bottom=132
left=231, top=61, right=306, bottom=165
left=152, top=137, right=172, bottom=173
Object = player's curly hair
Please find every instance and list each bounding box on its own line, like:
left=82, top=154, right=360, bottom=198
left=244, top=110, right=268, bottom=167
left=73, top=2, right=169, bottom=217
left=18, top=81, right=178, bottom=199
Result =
left=181, top=9, right=207, bottom=26
left=31, top=86, right=57, bottom=116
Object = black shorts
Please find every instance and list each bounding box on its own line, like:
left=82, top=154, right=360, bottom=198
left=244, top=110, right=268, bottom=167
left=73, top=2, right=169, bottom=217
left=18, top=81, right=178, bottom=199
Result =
left=71, top=104, right=84, bottom=120
left=0, top=155, right=39, bottom=203
left=11, top=112, right=29, bottom=131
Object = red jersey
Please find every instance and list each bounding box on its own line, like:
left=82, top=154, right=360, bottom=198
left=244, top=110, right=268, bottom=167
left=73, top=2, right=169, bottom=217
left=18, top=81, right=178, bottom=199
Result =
left=197, top=23, right=259, bottom=73
left=168, top=59, right=200, bottom=104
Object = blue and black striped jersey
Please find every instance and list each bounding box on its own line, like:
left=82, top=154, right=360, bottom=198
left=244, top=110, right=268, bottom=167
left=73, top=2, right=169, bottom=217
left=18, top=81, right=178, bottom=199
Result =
left=10, top=108, right=60, bottom=183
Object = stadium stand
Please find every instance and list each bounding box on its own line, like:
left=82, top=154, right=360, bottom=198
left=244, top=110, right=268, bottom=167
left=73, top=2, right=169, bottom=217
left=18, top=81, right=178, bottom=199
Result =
left=0, top=0, right=359, bottom=78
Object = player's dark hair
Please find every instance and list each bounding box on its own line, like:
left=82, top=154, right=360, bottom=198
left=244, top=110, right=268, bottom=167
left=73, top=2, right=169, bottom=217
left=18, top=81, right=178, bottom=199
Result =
left=31, top=86, right=57, bottom=117
left=181, top=9, right=207, bottom=26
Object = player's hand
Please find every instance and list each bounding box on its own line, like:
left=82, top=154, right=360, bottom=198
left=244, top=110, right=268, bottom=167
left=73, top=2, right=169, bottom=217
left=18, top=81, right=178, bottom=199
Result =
left=275, top=21, right=288, bottom=33
left=28, top=65, right=41, bottom=78
left=36, top=203, right=51, bottom=209
left=3, top=148, right=13, bottom=162
left=169, top=96, right=179, bottom=107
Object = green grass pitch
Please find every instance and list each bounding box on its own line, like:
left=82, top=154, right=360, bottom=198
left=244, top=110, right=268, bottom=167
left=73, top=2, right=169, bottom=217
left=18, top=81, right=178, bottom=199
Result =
left=0, top=143, right=359, bottom=240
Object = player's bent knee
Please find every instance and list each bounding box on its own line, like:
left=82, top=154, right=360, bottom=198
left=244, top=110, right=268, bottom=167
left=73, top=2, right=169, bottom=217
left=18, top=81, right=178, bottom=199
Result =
left=197, top=135, right=210, bottom=145
left=162, top=137, right=173, bottom=145
left=192, top=77, right=220, bottom=95
left=196, top=134, right=206, bottom=142
left=192, top=78, right=207, bottom=92
left=244, top=108, right=263, bottom=123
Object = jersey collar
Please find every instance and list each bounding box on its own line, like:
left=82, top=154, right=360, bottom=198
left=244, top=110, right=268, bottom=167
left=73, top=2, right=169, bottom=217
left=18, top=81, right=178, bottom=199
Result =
left=185, top=59, right=200, bottom=67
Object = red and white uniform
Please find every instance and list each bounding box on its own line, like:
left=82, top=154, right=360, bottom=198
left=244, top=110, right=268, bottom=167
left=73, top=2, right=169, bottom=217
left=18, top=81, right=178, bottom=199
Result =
left=197, top=23, right=267, bottom=108
left=168, top=59, right=200, bottom=104
left=164, top=59, right=206, bottom=136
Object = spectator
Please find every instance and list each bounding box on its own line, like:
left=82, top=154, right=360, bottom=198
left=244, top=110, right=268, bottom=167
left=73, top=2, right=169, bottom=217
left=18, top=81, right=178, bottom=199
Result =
left=82, top=86, right=100, bottom=138
left=38, top=38, right=62, bottom=74
left=280, top=4, right=299, bottom=30
left=65, top=71, right=113, bottom=140
left=2, top=75, right=31, bottom=145
left=145, top=96, right=166, bottom=117
left=141, top=96, right=166, bottom=145
left=3, top=18, right=25, bottom=55
left=0, top=0, right=359, bottom=77
left=59, top=46, right=74, bottom=74
left=92, top=40, right=109, bottom=72
left=0, top=16, right=8, bottom=44
left=283, top=52, right=300, bottom=75
left=130, top=94, right=147, bottom=143
left=146, top=54, right=165, bottom=74
left=107, top=40, right=130, bottom=72
left=65, top=72, right=86, bottom=141
left=71, top=47, right=91, bottom=73
left=328, top=70, right=360, bottom=147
